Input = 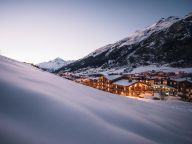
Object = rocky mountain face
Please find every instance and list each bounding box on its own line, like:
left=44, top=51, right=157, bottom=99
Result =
left=38, top=57, right=73, bottom=72
left=58, top=13, right=192, bottom=73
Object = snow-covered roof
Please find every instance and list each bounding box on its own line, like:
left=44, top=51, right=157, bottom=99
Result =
left=113, top=80, right=138, bottom=86
left=170, top=77, right=192, bottom=83
left=103, top=74, right=122, bottom=81
left=88, top=77, right=99, bottom=80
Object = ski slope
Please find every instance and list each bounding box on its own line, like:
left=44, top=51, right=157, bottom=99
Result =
left=0, top=55, right=192, bottom=144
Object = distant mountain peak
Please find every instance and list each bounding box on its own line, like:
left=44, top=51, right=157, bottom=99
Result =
left=54, top=57, right=64, bottom=61
left=38, top=58, right=74, bottom=72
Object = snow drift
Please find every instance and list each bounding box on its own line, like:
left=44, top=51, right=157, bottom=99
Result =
left=0, top=55, right=192, bottom=144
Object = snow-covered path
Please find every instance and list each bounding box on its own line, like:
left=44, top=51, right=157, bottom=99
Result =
left=0, top=55, right=192, bottom=144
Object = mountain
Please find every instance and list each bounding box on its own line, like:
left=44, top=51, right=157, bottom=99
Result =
left=38, top=57, right=73, bottom=72
left=58, top=12, right=192, bottom=74
left=1, top=55, right=192, bottom=144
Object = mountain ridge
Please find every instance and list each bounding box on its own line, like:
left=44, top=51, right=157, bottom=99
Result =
left=57, top=12, right=192, bottom=74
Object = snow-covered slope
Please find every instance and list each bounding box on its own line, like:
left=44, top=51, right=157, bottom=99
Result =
left=86, top=16, right=180, bottom=58
left=0, top=55, right=192, bottom=144
left=68, top=65, right=192, bottom=76
left=38, top=57, right=73, bottom=72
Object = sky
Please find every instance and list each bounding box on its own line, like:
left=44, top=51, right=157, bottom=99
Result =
left=0, top=0, right=192, bottom=64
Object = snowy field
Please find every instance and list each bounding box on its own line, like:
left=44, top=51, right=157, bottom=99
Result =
left=0, top=55, right=192, bottom=144
left=129, top=65, right=192, bottom=74
left=73, top=65, right=192, bottom=76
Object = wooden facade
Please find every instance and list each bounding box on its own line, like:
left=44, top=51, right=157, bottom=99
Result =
left=114, top=81, right=151, bottom=97
left=168, top=79, right=192, bottom=101
left=81, top=75, right=152, bottom=97
left=81, top=74, right=192, bottom=100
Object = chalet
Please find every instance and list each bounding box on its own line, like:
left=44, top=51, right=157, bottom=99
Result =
left=177, top=80, right=192, bottom=101
left=139, top=77, right=168, bottom=86
left=152, top=84, right=176, bottom=97
left=168, top=77, right=192, bottom=101
left=81, top=74, right=152, bottom=97
left=81, top=73, right=192, bottom=99
left=112, top=79, right=151, bottom=97
left=81, top=77, right=99, bottom=88
left=96, top=74, right=122, bottom=91
left=139, top=77, right=155, bottom=86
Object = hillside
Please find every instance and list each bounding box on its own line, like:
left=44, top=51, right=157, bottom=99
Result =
left=0, top=55, right=192, bottom=144
left=58, top=13, right=192, bottom=74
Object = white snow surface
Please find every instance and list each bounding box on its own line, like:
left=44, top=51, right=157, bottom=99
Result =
left=129, top=65, right=192, bottom=74
left=0, top=55, right=192, bottom=144
left=114, top=80, right=138, bottom=86
left=103, top=74, right=122, bottom=80
left=38, top=57, right=73, bottom=72
left=74, top=65, right=192, bottom=76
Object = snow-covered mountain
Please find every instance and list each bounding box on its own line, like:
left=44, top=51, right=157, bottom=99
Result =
left=38, top=57, right=73, bottom=72
left=1, top=55, right=192, bottom=144
left=58, top=12, right=192, bottom=74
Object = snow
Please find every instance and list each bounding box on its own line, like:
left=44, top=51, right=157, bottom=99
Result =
left=114, top=80, right=137, bottom=86
left=103, top=74, right=122, bottom=81
left=73, top=65, right=192, bottom=77
left=117, top=16, right=180, bottom=47
left=129, top=65, right=192, bottom=74
left=38, top=57, right=73, bottom=72
left=183, top=12, right=192, bottom=20
left=85, top=44, right=113, bottom=58
left=170, top=77, right=192, bottom=83
left=1, top=55, right=192, bottom=144
left=84, top=14, right=184, bottom=60
left=127, top=96, right=192, bottom=112
left=70, top=15, right=191, bottom=76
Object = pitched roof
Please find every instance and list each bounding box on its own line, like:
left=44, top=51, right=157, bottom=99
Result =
left=113, top=80, right=138, bottom=86
left=103, top=74, right=122, bottom=81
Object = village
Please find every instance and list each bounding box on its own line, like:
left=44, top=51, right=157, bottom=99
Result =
left=58, top=70, right=192, bottom=102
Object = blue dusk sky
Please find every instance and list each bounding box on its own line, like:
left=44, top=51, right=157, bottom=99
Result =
left=0, top=0, right=192, bottom=63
